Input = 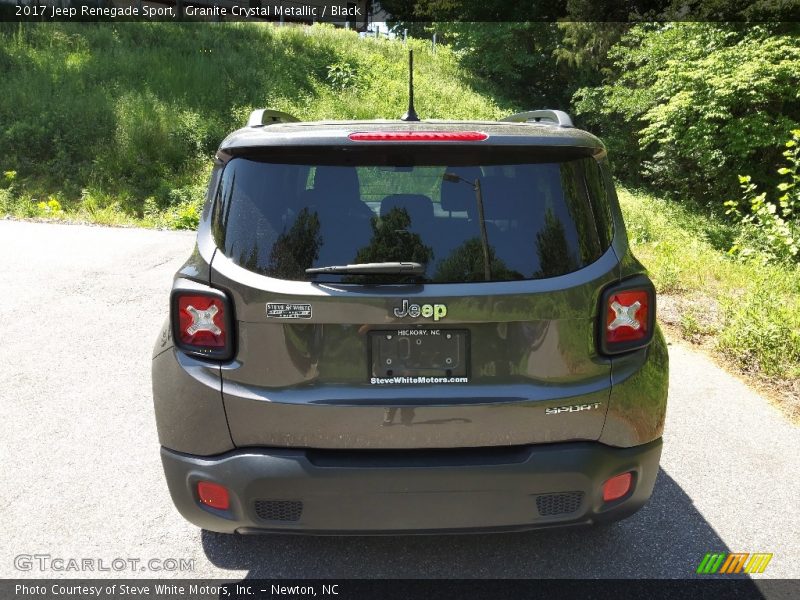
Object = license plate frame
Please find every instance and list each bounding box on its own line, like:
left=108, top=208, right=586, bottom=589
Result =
left=368, top=328, right=469, bottom=379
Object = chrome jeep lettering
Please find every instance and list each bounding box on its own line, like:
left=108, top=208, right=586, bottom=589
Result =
left=393, top=299, right=447, bottom=321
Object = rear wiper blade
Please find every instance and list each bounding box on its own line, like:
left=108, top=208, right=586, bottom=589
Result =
left=305, top=262, right=425, bottom=275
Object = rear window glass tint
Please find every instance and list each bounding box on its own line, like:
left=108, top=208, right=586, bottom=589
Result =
left=212, top=154, right=611, bottom=284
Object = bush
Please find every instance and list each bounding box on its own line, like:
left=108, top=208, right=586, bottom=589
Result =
left=718, top=276, right=800, bottom=378
left=725, top=130, right=800, bottom=264
left=0, top=170, right=16, bottom=213
left=574, top=23, right=800, bottom=205
left=326, top=60, right=359, bottom=90
left=35, top=198, right=64, bottom=218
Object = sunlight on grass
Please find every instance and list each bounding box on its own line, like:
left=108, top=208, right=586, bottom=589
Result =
left=620, top=187, right=800, bottom=382
left=0, top=21, right=505, bottom=224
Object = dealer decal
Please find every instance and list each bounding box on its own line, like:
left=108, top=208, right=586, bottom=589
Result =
left=266, top=302, right=312, bottom=319
left=371, top=376, right=469, bottom=385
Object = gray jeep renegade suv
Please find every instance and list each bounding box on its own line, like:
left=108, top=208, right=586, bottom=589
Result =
left=152, top=108, right=668, bottom=534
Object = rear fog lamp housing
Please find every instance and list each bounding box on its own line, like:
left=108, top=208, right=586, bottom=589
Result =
left=602, top=472, right=633, bottom=502
left=197, top=481, right=230, bottom=511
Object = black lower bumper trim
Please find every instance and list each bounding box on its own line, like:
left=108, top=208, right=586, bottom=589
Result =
left=161, top=439, right=662, bottom=534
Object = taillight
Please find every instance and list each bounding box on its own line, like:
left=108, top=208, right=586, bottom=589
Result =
left=348, top=131, right=488, bottom=142
left=599, top=276, right=656, bottom=355
left=170, top=286, right=234, bottom=361
left=177, top=294, right=226, bottom=347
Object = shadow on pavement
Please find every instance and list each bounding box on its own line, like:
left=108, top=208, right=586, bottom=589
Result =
left=201, top=469, right=740, bottom=578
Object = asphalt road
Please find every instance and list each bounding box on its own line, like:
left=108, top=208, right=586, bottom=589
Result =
left=2, top=220, right=799, bottom=581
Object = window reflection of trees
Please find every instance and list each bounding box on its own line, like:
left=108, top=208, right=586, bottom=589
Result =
left=534, top=209, right=579, bottom=279
left=433, top=237, right=521, bottom=282
left=266, top=208, right=323, bottom=280
left=559, top=161, right=603, bottom=264
left=344, top=207, right=434, bottom=283
left=239, top=242, right=261, bottom=274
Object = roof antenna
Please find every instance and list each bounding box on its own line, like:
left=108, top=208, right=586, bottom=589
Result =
left=400, top=50, right=420, bottom=122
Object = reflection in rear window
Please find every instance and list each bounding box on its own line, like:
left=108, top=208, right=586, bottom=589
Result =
left=211, top=153, right=612, bottom=283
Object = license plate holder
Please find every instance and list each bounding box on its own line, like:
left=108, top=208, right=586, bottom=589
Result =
left=369, top=329, right=468, bottom=379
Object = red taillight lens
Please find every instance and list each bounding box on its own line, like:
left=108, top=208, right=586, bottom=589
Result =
left=197, top=481, right=230, bottom=511
left=599, top=277, right=656, bottom=355
left=171, top=287, right=234, bottom=361
left=177, top=294, right=227, bottom=348
left=606, top=290, right=650, bottom=344
left=603, top=472, right=633, bottom=502
left=348, top=131, right=488, bottom=142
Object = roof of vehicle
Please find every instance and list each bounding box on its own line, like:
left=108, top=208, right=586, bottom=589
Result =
left=219, top=113, right=605, bottom=155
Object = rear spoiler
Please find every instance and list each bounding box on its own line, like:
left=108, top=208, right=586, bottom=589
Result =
left=247, top=108, right=301, bottom=128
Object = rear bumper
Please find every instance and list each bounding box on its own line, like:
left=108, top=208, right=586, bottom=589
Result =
left=161, top=438, right=662, bottom=534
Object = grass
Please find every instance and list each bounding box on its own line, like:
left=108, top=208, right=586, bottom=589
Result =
left=0, top=22, right=506, bottom=228
left=619, top=187, right=800, bottom=418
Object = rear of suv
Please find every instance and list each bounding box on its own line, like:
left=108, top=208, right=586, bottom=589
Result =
left=152, top=108, right=668, bottom=534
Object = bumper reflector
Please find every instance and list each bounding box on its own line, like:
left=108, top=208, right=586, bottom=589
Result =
left=602, top=472, right=633, bottom=502
left=197, top=481, right=230, bottom=510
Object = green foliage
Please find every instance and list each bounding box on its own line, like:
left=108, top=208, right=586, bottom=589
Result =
left=725, top=130, right=800, bottom=264
left=718, top=279, right=800, bottom=378
left=0, top=189, right=11, bottom=214
left=419, top=22, right=575, bottom=109
left=0, top=22, right=503, bottom=223
left=326, top=60, right=359, bottom=90
left=35, top=197, right=64, bottom=218
left=2, top=170, right=16, bottom=188
left=0, top=170, right=16, bottom=213
left=620, top=187, right=800, bottom=381
left=553, top=22, right=628, bottom=90
left=574, top=23, right=800, bottom=204
left=138, top=182, right=206, bottom=230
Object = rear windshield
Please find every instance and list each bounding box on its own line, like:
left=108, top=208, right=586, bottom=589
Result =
left=211, top=149, right=612, bottom=284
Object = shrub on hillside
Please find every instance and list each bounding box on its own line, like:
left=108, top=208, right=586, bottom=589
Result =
left=574, top=23, right=800, bottom=206
left=725, top=130, right=800, bottom=265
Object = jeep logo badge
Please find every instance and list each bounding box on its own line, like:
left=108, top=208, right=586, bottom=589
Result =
left=393, top=299, right=447, bottom=321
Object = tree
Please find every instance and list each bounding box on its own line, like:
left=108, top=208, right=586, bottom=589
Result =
left=573, top=23, right=800, bottom=205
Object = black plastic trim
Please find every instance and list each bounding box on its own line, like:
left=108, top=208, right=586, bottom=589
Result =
left=160, top=439, right=662, bottom=534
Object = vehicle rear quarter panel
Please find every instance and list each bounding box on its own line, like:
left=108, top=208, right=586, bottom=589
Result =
left=152, top=347, right=234, bottom=455
left=151, top=212, right=234, bottom=455
left=601, top=327, right=669, bottom=447
left=600, top=168, right=670, bottom=447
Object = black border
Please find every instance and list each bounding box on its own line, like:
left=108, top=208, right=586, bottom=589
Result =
left=3, top=578, right=796, bottom=599
left=3, top=1, right=800, bottom=23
